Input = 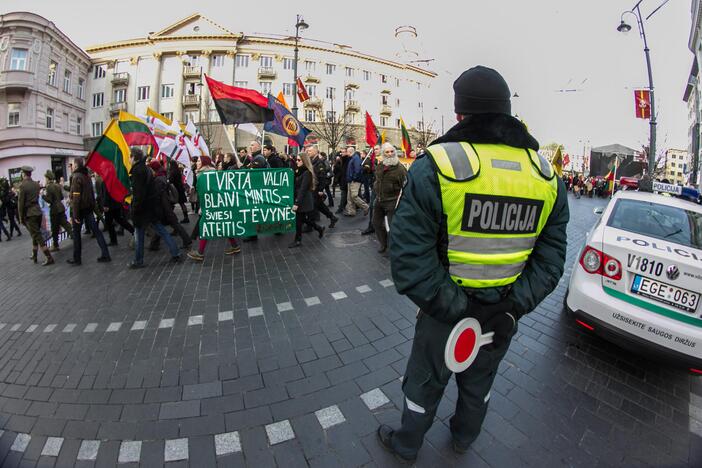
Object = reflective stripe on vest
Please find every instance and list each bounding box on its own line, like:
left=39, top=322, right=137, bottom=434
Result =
left=426, top=142, right=558, bottom=289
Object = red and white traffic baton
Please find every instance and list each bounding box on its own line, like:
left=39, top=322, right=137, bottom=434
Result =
left=444, top=318, right=494, bottom=373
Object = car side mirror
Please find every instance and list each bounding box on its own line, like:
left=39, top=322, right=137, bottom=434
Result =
left=593, top=207, right=604, bottom=215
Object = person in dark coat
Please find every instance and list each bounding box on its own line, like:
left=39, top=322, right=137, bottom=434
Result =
left=372, top=143, right=407, bottom=253
left=18, top=166, right=53, bottom=265
left=309, top=146, right=338, bottom=228
left=68, top=158, right=110, bottom=265
left=335, top=150, right=351, bottom=215
left=97, top=176, right=134, bottom=246
left=264, top=145, right=286, bottom=168
left=128, top=148, right=180, bottom=269
left=42, top=169, right=72, bottom=251
left=148, top=160, right=192, bottom=250
left=344, top=146, right=368, bottom=216
left=288, top=152, right=325, bottom=248
left=168, top=160, right=189, bottom=223
left=4, top=187, right=22, bottom=238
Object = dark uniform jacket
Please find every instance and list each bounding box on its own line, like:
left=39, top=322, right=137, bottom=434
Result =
left=130, top=158, right=158, bottom=228
left=389, top=114, right=569, bottom=325
left=267, top=153, right=286, bottom=169
left=42, top=182, right=66, bottom=215
left=312, top=156, right=331, bottom=191
left=373, top=161, right=407, bottom=205
left=293, top=167, right=315, bottom=213
left=18, top=179, right=42, bottom=223
left=69, top=167, right=95, bottom=217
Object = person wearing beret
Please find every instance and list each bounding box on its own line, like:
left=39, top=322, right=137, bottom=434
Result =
left=377, top=66, right=569, bottom=462
left=18, top=166, right=54, bottom=265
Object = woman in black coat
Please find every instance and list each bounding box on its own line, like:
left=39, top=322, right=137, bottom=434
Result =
left=289, top=153, right=325, bottom=248
left=168, top=160, right=189, bottom=223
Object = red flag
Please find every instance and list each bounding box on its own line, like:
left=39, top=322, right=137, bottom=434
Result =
left=204, top=75, right=273, bottom=124
left=365, top=112, right=380, bottom=147
left=634, top=89, right=651, bottom=119
left=296, top=78, right=310, bottom=103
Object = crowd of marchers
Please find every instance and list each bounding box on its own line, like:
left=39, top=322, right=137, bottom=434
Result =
left=0, top=140, right=407, bottom=267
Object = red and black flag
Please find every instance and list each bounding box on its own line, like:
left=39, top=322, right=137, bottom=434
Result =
left=204, top=75, right=274, bottom=124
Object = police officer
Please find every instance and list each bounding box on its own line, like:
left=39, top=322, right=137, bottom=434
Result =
left=18, top=166, right=54, bottom=266
left=378, top=66, right=569, bottom=462
left=42, top=169, right=72, bottom=251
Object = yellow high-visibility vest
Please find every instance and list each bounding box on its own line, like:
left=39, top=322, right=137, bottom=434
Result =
left=426, top=142, right=558, bottom=288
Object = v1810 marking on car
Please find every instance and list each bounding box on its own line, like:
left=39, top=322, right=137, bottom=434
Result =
left=565, top=180, right=702, bottom=372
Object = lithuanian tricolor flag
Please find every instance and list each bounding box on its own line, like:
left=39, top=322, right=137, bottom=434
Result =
left=400, top=117, right=412, bottom=157
left=86, top=120, right=132, bottom=203
left=118, top=111, right=159, bottom=154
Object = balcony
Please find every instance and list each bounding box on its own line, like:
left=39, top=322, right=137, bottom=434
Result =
left=111, top=72, right=129, bottom=87
left=183, top=66, right=202, bottom=79
left=0, top=70, right=34, bottom=91
left=257, top=67, right=277, bottom=79
left=345, top=81, right=359, bottom=90
left=380, top=105, right=392, bottom=116
left=345, top=100, right=360, bottom=112
left=303, top=74, right=320, bottom=84
left=109, top=102, right=128, bottom=116
left=304, top=97, right=322, bottom=108
left=182, top=94, right=201, bottom=107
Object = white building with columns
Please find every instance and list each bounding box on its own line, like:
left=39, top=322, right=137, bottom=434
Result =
left=84, top=13, right=437, bottom=152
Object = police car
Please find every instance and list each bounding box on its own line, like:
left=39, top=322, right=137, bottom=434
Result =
left=565, top=181, right=702, bottom=371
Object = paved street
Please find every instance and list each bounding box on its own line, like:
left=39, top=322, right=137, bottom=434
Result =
left=0, top=195, right=700, bottom=467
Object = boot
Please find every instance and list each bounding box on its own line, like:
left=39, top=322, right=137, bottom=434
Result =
left=329, top=216, right=338, bottom=229
left=31, top=249, right=38, bottom=264
left=317, top=226, right=325, bottom=239
left=42, top=249, right=54, bottom=266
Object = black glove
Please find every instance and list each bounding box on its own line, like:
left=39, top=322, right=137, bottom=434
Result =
left=468, top=299, right=513, bottom=326
left=482, top=312, right=517, bottom=351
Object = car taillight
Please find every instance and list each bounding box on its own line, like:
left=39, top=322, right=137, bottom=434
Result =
left=579, top=246, right=622, bottom=280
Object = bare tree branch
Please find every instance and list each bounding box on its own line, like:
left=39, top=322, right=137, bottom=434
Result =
left=305, top=102, right=358, bottom=154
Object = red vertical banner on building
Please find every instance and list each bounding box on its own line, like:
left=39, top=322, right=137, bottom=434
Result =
left=296, top=78, right=310, bottom=103
left=634, top=89, right=651, bottom=119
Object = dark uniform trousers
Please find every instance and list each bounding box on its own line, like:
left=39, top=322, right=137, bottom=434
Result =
left=391, top=311, right=516, bottom=459
left=72, top=209, right=110, bottom=262
left=50, top=212, right=72, bottom=247
left=105, top=207, right=134, bottom=244
left=25, top=215, right=45, bottom=248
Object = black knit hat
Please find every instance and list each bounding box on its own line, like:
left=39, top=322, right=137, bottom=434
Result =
left=453, top=66, right=511, bottom=115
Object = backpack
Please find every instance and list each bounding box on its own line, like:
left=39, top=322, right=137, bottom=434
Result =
left=166, top=182, right=179, bottom=205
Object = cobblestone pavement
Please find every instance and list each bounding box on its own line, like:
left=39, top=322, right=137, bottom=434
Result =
left=0, top=195, right=700, bottom=467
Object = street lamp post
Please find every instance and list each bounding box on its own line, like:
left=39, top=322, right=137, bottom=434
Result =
left=617, top=0, right=668, bottom=174
left=291, top=14, right=308, bottom=155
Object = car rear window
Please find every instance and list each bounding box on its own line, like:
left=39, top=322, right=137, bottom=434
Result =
left=607, top=198, right=702, bottom=250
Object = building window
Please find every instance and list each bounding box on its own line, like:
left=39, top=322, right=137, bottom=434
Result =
left=48, top=60, right=58, bottom=87
left=283, top=82, right=295, bottom=96
left=306, top=85, right=316, bottom=96
left=188, top=56, right=201, bottom=67
left=77, top=78, right=85, bottom=99
left=326, top=63, right=336, bottom=75
left=417, top=82, right=421, bottom=90
left=396, top=118, right=401, bottom=128
left=326, top=111, right=336, bottom=122
left=234, top=81, right=248, bottom=88
left=363, top=70, right=371, bottom=81
left=161, top=84, right=174, bottom=98
left=92, top=92, right=104, bottom=108
left=260, top=56, right=273, bottom=68
left=380, top=116, right=388, bottom=126
left=283, top=58, right=294, bottom=70
left=395, top=78, right=400, bottom=87
left=162, top=112, right=173, bottom=121
left=46, top=108, right=54, bottom=129
left=94, top=64, right=106, bottom=79
left=7, top=103, right=20, bottom=127
left=63, top=70, right=72, bottom=93
left=345, top=88, right=355, bottom=100
left=305, top=110, right=316, bottom=122
left=185, top=111, right=198, bottom=123
left=395, top=98, right=400, bottom=107
left=417, top=120, right=424, bottom=131
left=326, top=87, right=335, bottom=99
left=380, top=74, right=387, bottom=83
left=62, top=113, right=69, bottom=132
left=185, top=82, right=198, bottom=95
left=260, top=82, right=272, bottom=95
left=305, top=60, right=316, bottom=72
left=114, top=88, right=126, bottom=103
left=418, top=101, right=423, bottom=109
left=9, top=48, right=28, bottom=70
left=381, top=95, right=389, bottom=105
left=345, top=113, right=355, bottom=124
left=91, top=121, right=103, bottom=137
left=235, top=54, right=249, bottom=68
left=345, top=67, right=354, bottom=78
left=212, top=55, right=225, bottom=67
left=137, top=86, right=150, bottom=101
left=76, top=116, right=82, bottom=135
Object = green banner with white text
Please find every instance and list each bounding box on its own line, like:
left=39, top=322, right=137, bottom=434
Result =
left=197, top=168, right=295, bottom=238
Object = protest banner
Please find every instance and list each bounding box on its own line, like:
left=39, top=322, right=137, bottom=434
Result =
left=197, top=168, right=295, bottom=238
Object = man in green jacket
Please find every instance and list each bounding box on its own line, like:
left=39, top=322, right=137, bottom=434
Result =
left=42, top=170, right=72, bottom=251
left=18, top=166, right=54, bottom=265
left=377, top=66, right=569, bottom=462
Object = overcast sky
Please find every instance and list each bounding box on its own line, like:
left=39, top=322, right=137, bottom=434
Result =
left=3, top=0, right=694, bottom=157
